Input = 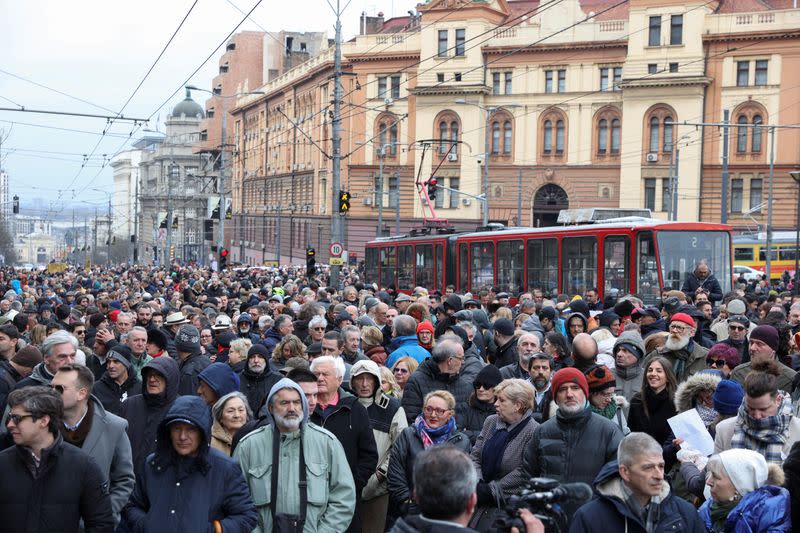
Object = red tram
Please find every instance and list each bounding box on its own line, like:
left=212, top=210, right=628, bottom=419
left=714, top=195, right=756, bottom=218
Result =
left=364, top=219, right=732, bottom=305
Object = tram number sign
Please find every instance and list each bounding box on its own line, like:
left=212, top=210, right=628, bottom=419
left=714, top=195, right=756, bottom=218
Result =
left=329, top=242, right=344, bottom=257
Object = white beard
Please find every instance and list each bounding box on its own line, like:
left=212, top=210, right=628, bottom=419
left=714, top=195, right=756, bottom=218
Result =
left=664, top=334, right=690, bottom=351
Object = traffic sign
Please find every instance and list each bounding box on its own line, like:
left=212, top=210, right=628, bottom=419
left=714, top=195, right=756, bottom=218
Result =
left=329, top=257, right=344, bottom=266
left=329, top=242, right=344, bottom=257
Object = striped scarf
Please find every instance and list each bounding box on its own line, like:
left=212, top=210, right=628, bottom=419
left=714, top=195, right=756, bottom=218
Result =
left=730, top=393, right=792, bottom=464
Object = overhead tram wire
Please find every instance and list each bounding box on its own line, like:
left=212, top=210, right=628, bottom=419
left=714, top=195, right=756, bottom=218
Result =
left=0, top=68, right=120, bottom=114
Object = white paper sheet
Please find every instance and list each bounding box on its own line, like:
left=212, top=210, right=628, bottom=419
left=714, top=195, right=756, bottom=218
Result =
left=667, top=409, right=715, bottom=457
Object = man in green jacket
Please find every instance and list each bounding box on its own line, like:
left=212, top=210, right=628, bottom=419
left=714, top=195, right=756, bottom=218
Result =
left=234, top=377, right=356, bottom=532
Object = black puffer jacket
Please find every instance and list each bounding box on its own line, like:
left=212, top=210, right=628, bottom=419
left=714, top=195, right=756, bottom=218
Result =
left=401, top=358, right=480, bottom=424
left=460, top=395, right=496, bottom=445
left=92, top=372, right=142, bottom=417
left=680, top=272, right=723, bottom=303
left=176, top=351, right=211, bottom=396
left=120, top=356, right=180, bottom=478
left=238, top=365, right=283, bottom=413
left=491, top=336, right=518, bottom=368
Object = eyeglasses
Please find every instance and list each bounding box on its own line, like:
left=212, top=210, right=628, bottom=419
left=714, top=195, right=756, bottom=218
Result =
left=728, top=325, right=746, bottom=331
left=393, top=368, right=409, bottom=374
left=312, top=327, right=325, bottom=331
left=669, top=324, right=689, bottom=332
left=7, top=413, right=35, bottom=425
left=423, top=406, right=450, bottom=417
left=49, top=384, right=66, bottom=394
left=474, top=383, right=494, bottom=390
left=74, top=330, right=86, bottom=336
left=596, top=391, right=615, bottom=399
left=706, top=358, right=728, bottom=367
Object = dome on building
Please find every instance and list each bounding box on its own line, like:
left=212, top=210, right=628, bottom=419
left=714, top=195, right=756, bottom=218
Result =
left=171, top=88, right=204, bottom=119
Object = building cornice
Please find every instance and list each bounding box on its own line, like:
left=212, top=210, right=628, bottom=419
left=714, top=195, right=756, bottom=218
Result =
left=483, top=39, right=628, bottom=55
left=347, top=52, right=420, bottom=63
left=412, top=84, right=490, bottom=96
left=621, top=76, right=711, bottom=89
left=703, top=29, right=800, bottom=44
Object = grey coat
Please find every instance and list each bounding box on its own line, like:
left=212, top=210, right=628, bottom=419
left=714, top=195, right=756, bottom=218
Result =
left=471, top=413, right=539, bottom=499
left=81, top=396, right=135, bottom=525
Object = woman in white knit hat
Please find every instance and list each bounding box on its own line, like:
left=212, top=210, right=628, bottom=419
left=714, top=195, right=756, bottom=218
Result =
left=699, top=448, right=790, bottom=532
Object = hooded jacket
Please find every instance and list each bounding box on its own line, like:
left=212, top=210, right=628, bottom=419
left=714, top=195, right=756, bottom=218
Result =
left=123, top=396, right=258, bottom=533
left=698, top=485, right=791, bottom=532
left=239, top=363, right=283, bottom=415
left=120, top=356, right=180, bottom=478
left=401, top=356, right=480, bottom=425
left=198, top=362, right=240, bottom=400
left=13, top=361, right=53, bottom=388
left=565, top=312, right=589, bottom=342
left=385, top=335, right=430, bottom=368
left=234, top=379, right=357, bottom=533
left=570, top=461, right=705, bottom=533
left=674, top=372, right=721, bottom=414
left=350, top=360, right=408, bottom=501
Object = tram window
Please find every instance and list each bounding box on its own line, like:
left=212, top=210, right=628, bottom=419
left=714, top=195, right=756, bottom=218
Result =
left=470, top=241, right=495, bottom=291
left=397, top=246, right=413, bottom=290
left=779, top=247, right=798, bottom=261
left=734, top=247, right=754, bottom=262
left=562, top=237, right=597, bottom=297
left=436, top=244, right=444, bottom=291
left=415, top=244, right=434, bottom=289
left=657, top=231, right=731, bottom=295
left=497, top=240, right=524, bottom=294
left=758, top=248, right=778, bottom=261
left=527, top=238, right=558, bottom=295
left=380, top=247, right=396, bottom=289
left=636, top=231, right=659, bottom=304
left=604, top=236, right=630, bottom=296
left=459, top=243, right=469, bottom=292
left=365, top=247, right=378, bottom=286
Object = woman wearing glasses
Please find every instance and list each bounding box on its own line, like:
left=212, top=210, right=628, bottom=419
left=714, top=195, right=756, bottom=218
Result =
left=387, top=390, right=470, bottom=518
left=705, top=343, right=740, bottom=379
left=462, top=365, right=503, bottom=445
left=390, top=356, right=418, bottom=398
left=585, top=364, right=630, bottom=435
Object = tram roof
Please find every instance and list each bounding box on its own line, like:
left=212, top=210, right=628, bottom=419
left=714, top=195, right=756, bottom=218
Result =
left=368, top=219, right=731, bottom=245
left=733, top=232, right=798, bottom=244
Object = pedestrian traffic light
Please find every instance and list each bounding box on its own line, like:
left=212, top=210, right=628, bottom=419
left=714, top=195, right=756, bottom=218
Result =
left=427, top=179, right=437, bottom=201
left=338, top=190, right=350, bottom=214
left=306, top=247, right=316, bottom=277
left=12, top=195, right=19, bottom=214
left=219, top=248, right=229, bottom=270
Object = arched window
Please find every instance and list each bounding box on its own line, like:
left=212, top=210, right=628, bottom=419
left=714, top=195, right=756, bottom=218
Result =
left=663, top=117, right=673, bottom=152
left=649, top=117, right=660, bottom=152
left=598, top=119, right=608, bottom=153
left=543, top=120, right=553, bottom=153
left=450, top=121, right=459, bottom=155
left=752, top=115, right=762, bottom=152
left=492, top=121, right=500, bottom=154
left=736, top=115, right=748, bottom=153
left=503, top=121, right=512, bottom=155
left=540, top=108, right=568, bottom=159
left=433, top=111, right=461, bottom=160
left=611, top=119, right=621, bottom=153
left=643, top=104, right=678, bottom=160
left=556, top=121, right=565, bottom=153
left=375, top=113, right=400, bottom=157
left=439, top=121, right=448, bottom=154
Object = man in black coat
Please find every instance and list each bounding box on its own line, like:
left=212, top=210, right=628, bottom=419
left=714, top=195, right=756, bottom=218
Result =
left=0, top=346, right=42, bottom=413
left=0, top=386, right=114, bottom=533
left=681, top=261, right=723, bottom=304
left=238, top=343, right=282, bottom=413
left=310, top=355, right=378, bottom=533
left=174, top=324, right=211, bottom=396
left=92, top=345, right=142, bottom=416
left=120, top=356, right=180, bottom=478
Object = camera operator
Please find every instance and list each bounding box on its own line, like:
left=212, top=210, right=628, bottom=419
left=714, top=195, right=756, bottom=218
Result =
left=390, top=446, right=543, bottom=533
left=570, top=433, right=704, bottom=533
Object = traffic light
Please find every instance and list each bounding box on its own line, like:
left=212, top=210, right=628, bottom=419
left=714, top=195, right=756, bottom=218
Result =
left=338, top=190, right=350, bottom=214
left=219, top=248, right=229, bottom=270
left=306, top=247, right=316, bottom=277
left=427, top=179, right=438, bottom=201
left=12, top=195, right=19, bottom=214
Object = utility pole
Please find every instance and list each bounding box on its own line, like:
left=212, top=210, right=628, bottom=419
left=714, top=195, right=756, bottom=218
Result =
left=93, top=208, right=98, bottom=265
left=71, top=209, right=75, bottom=264
left=329, top=0, right=345, bottom=288
left=517, top=169, right=522, bottom=225
left=106, top=196, right=112, bottom=266
left=377, top=147, right=384, bottom=237
left=482, top=109, right=491, bottom=227
left=276, top=206, right=282, bottom=265
left=672, top=148, right=680, bottom=222
left=133, top=170, right=139, bottom=264
left=394, top=170, right=400, bottom=235
left=219, top=96, right=228, bottom=256
left=765, top=126, right=776, bottom=279
left=166, top=155, right=175, bottom=267
left=667, top=147, right=675, bottom=221
left=720, top=109, right=730, bottom=224
left=83, top=216, right=87, bottom=267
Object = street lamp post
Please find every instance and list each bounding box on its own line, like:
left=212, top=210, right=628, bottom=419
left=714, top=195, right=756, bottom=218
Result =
left=790, top=170, right=800, bottom=295
left=454, top=99, right=521, bottom=226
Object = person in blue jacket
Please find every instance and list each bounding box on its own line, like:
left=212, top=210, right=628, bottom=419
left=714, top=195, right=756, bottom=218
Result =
left=570, top=432, right=705, bottom=533
left=122, top=395, right=257, bottom=533
left=699, top=448, right=791, bottom=532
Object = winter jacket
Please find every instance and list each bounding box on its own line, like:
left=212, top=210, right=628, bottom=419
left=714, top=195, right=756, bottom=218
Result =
left=471, top=413, right=538, bottom=500
left=120, top=356, right=180, bottom=479
left=570, top=461, right=705, bottom=533
left=176, top=350, right=211, bottom=396
left=613, top=364, right=643, bottom=412
left=698, top=485, right=791, bottom=532
left=260, top=327, right=283, bottom=354
left=784, top=441, right=800, bottom=529
left=92, top=372, right=142, bottom=417
left=0, top=433, right=115, bottom=533
left=13, top=361, right=53, bottom=389
left=234, top=378, right=357, bottom=533
left=522, top=407, right=623, bottom=518
left=401, top=357, right=479, bottom=424
left=730, top=360, right=796, bottom=393
left=491, top=336, right=518, bottom=369
left=390, top=515, right=480, bottom=533
left=211, top=420, right=235, bottom=457
left=461, top=395, right=496, bottom=445
left=0, top=359, right=23, bottom=413
left=644, top=340, right=709, bottom=382
left=681, top=272, right=723, bottom=303
left=385, top=335, right=430, bottom=368
left=387, top=425, right=470, bottom=515
left=198, top=362, right=240, bottom=399
left=500, top=361, right=529, bottom=380
left=239, top=365, right=283, bottom=414
left=123, top=396, right=258, bottom=533
left=628, top=388, right=677, bottom=447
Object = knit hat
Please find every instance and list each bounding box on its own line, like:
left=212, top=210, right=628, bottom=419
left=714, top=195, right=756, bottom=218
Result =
left=569, top=299, right=591, bottom=318
left=598, top=311, right=620, bottom=329
left=585, top=364, right=616, bottom=394
left=108, top=309, right=121, bottom=323
left=713, top=379, right=745, bottom=415
left=198, top=362, right=240, bottom=398
left=107, top=345, right=133, bottom=372
left=749, top=325, right=779, bottom=351
left=551, top=367, right=589, bottom=398
left=707, top=343, right=740, bottom=369
left=11, top=346, right=43, bottom=369
left=662, top=297, right=682, bottom=315
left=670, top=312, right=695, bottom=329
left=473, top=364, right=503, bottom=390
left=175, top=324, right=201, bottom=353
left=236, top=312, right=253, bottom=324
left=539, top=306, right=558, bottom=322
left=718, top=449, right=768, bottom=496
left=726, top=299, right=747, bottom=315
left=247, top=343, right=270, bottom=360
left=334, top=312, right=352, bottom=327
left=416, top=321, right=434, bottom=335
left=492, top=318, right=515, bottom=337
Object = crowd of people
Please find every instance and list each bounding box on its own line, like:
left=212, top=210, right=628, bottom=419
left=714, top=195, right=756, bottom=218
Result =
left=0, top=262, right=799, bottom=532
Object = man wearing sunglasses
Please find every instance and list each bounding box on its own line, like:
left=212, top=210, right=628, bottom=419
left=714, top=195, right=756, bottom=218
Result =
left=0, top=386, right=115, bottom=532
left=717, top=315, right=751, bottom=364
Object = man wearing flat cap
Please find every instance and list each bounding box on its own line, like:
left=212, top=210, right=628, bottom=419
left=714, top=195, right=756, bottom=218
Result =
left=643, top=312, right=709, bottom=382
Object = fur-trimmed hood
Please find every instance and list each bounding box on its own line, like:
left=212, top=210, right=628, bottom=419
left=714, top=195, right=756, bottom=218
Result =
left=674, top=372, right=721, bottom=413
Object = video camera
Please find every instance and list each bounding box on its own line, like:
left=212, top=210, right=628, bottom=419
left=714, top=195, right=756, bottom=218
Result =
left=493, top=478, right=593, bottom=533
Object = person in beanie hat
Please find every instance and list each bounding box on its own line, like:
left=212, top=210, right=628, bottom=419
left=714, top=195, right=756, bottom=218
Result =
left=730, top=324, right=796, bottom=392
left=585, top=364, right=629, bottom=434
left=416, top=321, right=434, bottom=353
left=643, top=312, right=709, bottom=382
left=490, top=318, right=519, bottom=368
left=462, top=365, right=503, bottom=444
left=174, top=324, right=211, bottom=396
left=196, top=362, right=241, bottom=407
left=94, top=344, right=142, bottom=416
left=523, top=366, right=624, bottom=520
left=0, top=346, right=42, bottom=413
left=713, top=379, right=745, bottom=418
left=238, top=343, right=282, bottom=414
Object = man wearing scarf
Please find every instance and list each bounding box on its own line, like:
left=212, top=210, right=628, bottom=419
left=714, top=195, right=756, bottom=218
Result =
left=715, top=362, right=800, bottom=464
left=643, top=313, right=708, bottom=382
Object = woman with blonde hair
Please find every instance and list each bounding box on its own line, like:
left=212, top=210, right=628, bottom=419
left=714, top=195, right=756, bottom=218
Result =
left=391, top=356, right=419, bottom=395
left=379, top=366, right=402, bottom=397
left=269, top=334, right=306, bottom=372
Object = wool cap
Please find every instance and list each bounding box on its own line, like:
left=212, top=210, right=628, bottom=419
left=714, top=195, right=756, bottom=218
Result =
left=585, top=364, right=616, bottom=394
left=551, top=367, right=589, bottom=398
left=473, top=364, right=503, bottom=390
left=11, top=346, right=43, bottom=369
left=713, top=379, right=745, bottom=415
left=247, top=343, right=270, bottom=360
left=175, top=325, right=201, bottom=353
left=670, top=312, right=696, bottom=329
left=662, top=297, right=682, bottom=315
left=726, top=299, right=747, bottom=316
left=107, top=345, right=133, bottom=372
left=749, top=325, right=779, bottom=352
left=416, top=321, right=434, bottom=335
left=718, top=449, right=768, bottom=496
left=492, top=318, right=515, bottom=337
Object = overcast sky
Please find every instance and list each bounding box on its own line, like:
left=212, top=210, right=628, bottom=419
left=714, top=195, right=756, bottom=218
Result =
left=0, top=0, right=416, bottom=217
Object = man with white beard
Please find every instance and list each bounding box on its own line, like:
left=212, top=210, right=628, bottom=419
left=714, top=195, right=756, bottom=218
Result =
left=643, top=312, right=709, bottom=382
left=235, top=378, right=357, bottom=532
